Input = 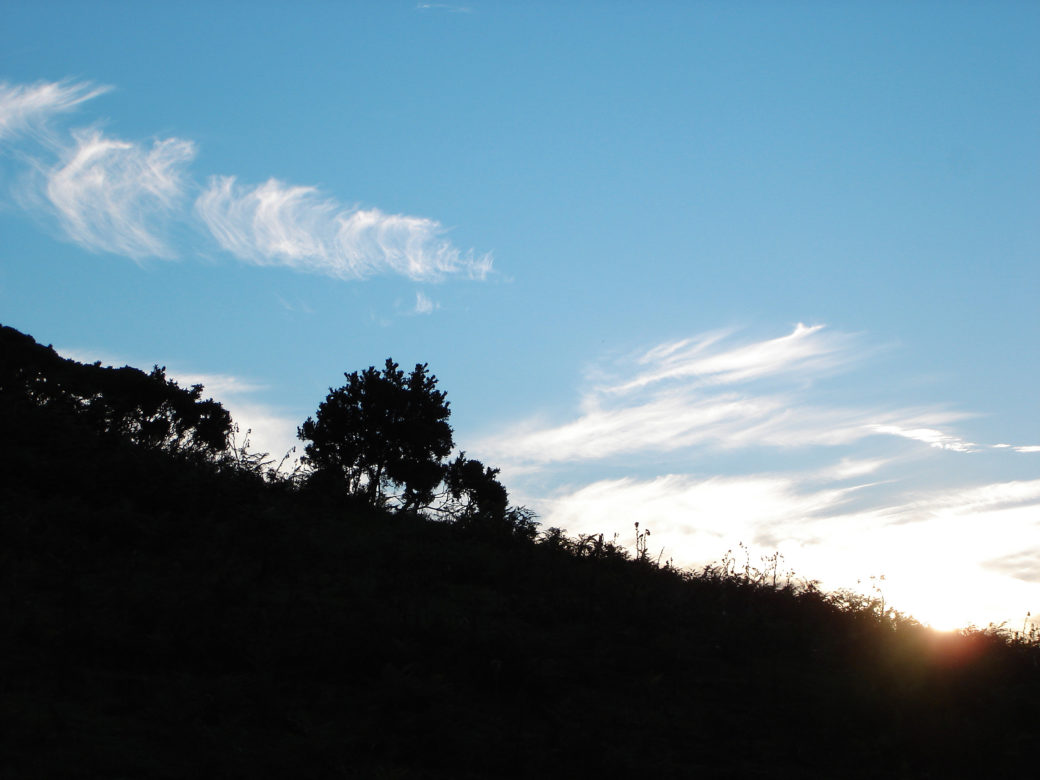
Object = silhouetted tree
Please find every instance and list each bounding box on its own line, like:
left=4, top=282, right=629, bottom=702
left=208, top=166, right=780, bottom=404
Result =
left=298, top=359, right=454, bottom=509
left=444, top=453, right=538, bottom=538
left=445, top=453, right=509, bottom=520
left=0, top=324, right=232, bottom=456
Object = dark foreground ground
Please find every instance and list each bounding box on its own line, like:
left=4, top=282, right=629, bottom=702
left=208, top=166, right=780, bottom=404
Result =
left=2, top=403, right=1038, bottom=779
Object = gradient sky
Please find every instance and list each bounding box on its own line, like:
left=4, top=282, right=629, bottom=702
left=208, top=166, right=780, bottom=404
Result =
left=2, top=1, right=1038, bottom=630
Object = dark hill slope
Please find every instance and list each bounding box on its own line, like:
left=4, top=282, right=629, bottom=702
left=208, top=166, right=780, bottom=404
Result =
left=2, top=377, right=1038, bottom=778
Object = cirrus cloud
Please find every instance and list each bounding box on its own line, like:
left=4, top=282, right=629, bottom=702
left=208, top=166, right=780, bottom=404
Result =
left=0, top=79, right=108, bottom=144
left=476, top=324, right=1040, bottom=629
left=42, top=129, right=195, bottom=258
left=476, top=324, right=983, bottom=467
left=614, top=322, right=859, bottom=393
left=195, top=176, right=492, bottom=281
left=2, top=77, right=492, bottom=284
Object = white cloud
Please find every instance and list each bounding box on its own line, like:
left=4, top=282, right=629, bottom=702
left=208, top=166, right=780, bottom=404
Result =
left=476, top=325, right=977, bottom=466
left=543, top=473, right=1040, bottom=548
left=485, top=390, right=885, bottom=464
left=41, top=129, right=195, bottom=258
left=414, top=291, right=436, bottom=315
left=477, top=324, right=1040, bottom=629
left=921, top=478, right=1040, bottom=515
left=171, top=371, right=265, bottom=398
left=538, top=470, right=1040, bottom=630
left=816, top=457, right=890, bottom=481
left=868, top=423, right=977, bottom=453
left=222, top=400, right=302, bottom=464
left=544, top=473, right=855, bottom=544
left=614, top=322, right=857, bottom=393
left=196, top=176, right=493, bottom=282
left=0, top=79, right=107, bottom=144
left=2, top=77, right=493, bottom=285
left=416, top=3, right=473, bottom=12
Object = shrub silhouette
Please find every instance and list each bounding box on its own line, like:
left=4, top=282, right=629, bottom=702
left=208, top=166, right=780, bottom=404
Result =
left=298, top=358, right=454, bottom=509
left=445, top=453, right=508, bottom=519
left=0, top=324, right=232, bottom=456
left=442, top=453, right=537, bottom=537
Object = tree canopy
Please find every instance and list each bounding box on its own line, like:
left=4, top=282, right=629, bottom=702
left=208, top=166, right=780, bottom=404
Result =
left=445, top=453, right=507, bottom=518
left=298, top=359, right=454, bottom=509
left=0, top=324, right=232, bottom=456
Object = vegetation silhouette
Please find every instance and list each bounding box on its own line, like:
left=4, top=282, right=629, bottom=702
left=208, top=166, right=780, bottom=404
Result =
left=298, top=359, right=454, bottom=511
left=2, top=322, right=1038, bottom=779
left=1, top=324, right=232, bottom=457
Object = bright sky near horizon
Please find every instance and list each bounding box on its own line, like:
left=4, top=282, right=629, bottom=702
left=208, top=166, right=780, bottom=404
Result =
left=2, top=1, right=1038, bottom=631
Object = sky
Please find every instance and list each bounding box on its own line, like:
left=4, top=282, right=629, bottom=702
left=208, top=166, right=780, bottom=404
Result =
left=1, top=1, right=1038, bottom=631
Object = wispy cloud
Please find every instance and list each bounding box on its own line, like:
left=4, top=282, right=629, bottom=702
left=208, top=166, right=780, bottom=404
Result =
left=2, top=77, right=492, bottom=283
left=983, top=549, right=1040, bottom=584
left=195, top=176, right=492, bottom=282
left=416, top=3, right=473, bottom=13
left=868, top=423, right=977, bottom=453
left=480, top=325, right=1040, bottom=629
left=543, top=472, right=858, bottom=545
left=487, top=393, right=978, bottom=465
left=0, top=79, right=108, bottom=144
left=171, top=371, right=266, bottom=398
left=275, top=294, right=315, bottom=315
left=920, top=478, right=1040, bottom=516
left=477, top=324, right=978, bottom=466
left=414, top=291, right=437, bottom=314
left=542, top=473, right=1040, bottom=552
left=539, top=469, right=1040, bottom=629
left=41, top=129, right=195, bottom=258
left=815, top=457, right=890, bottom=481
left=615, top=322, right=858, bottom=393
left=995, top=444, right=1040, bottom=454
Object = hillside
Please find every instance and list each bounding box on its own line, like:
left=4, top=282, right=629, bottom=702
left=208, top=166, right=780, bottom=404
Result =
left=2, top=327, right=1038, bottom=778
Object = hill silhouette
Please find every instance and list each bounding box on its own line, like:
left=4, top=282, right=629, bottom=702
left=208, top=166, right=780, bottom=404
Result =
left=1, top=324, right=1038, bottom=778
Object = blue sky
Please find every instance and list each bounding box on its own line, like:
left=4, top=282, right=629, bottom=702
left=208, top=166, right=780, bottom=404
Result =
left=2, top=1, right=1038, bottom=630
